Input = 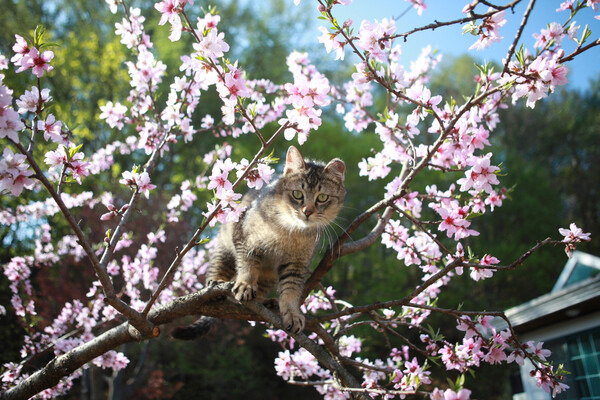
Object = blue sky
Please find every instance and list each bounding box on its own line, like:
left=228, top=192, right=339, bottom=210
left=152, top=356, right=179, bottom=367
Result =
left=305, top=0, right=599, bottom=91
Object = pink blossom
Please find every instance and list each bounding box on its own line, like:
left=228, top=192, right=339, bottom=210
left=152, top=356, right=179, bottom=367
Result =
left=533, top=22, right=565, bottom=49
left=526, top=341, right=552, bottom=361
left=201, top=114, right=214, bottom=129
left=356, top=19, right=396, bottom=62
left=559, top=223, right=591, bottom=257
left=11, top=35, right=30, bottom=66
left=358, top=152, right=391, bottom=181
left=235, top=159, right=274, bottom=190
left=3, top=257, right=31, bottom=283
left=155, top=0, right=182, bottom=26
left=478, top=315, right=494, bottom=335
left=485, top=345, right=507, bottom=365
left=281, top=106, right=322, bottom=145
left=468, top=9, right=506, bottom=50
left=406, top=0, right=427, bottom=15
left=44, top=145, right=69, bottom=169
left=457, top=154, right=500, bottom=194
left=217, top=63, right=251, bottom=100
left=99, top=101, right=128, bottom=130
left=556, top=0, right=575, bottom=11
left=106, top=0, right=119, bottom=13
left=0, top=104, right=24, bottom=143
left=37, top=114, right=64, bottom=143
left=435, top=203, right=478, bottom=240
left=274, top=350, right=294, bottom=380
left=195, top=28, right=230, bottom=60
left=155, top=0, right=185, bottom=41
left=338, top=335, right=362, bottom=357
left=443, top=389, right=471, bottom=400
left=114, top=7, right=146, bottom=48
left=507, top=348, right=526, bottom=366
left=484, top=190, right=504, bottom=211
left=92, top=350, right=130, bottom=370
left=0, top=147, right=34, bottom=196
left=202, top=200, right=226, bottom=227
left=196, top=12, right=221, bottom=32
left=69, top=153, right=91, bottom=184
left=318, top=26, right=346, bottom=60
left=17, top=86, right=52, bottom=115
left=120, top=170, right=156, bottom=199
left=533, top=364, right=570, bottom=397
left=215, top=186, right=241, bottom=208
left=16, top=47, right=54, bottom=78
left=559, top=223, right=591, bottom=242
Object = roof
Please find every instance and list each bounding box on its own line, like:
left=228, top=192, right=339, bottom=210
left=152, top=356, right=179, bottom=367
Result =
left=552, top=251, right=600, bottom=292
left=498, top=252, right=600, bottom=333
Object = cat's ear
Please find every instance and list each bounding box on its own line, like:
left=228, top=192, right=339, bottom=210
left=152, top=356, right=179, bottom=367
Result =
left=284, top=145, right=305, bottom=175
left=325, top=158, right=345, bottom=182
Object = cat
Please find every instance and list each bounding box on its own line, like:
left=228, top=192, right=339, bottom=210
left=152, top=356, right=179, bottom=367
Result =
left=171, top=145, right=345, bottom=339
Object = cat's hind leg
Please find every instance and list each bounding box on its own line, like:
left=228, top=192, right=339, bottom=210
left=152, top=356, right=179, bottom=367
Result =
left=206, top=247, right=236, bottom=287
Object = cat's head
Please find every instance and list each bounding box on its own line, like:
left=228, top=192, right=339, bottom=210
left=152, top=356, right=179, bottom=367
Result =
left=274, top=146, right=346, bottom=231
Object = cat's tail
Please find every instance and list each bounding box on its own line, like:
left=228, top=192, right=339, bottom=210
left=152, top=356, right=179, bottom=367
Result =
left=170, top=316, right=217, bottom=340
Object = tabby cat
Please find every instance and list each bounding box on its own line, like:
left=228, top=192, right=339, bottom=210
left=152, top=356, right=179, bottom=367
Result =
left=172, top=146, right=345, bottom=339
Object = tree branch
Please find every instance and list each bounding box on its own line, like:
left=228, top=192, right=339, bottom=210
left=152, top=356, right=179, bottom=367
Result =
left=1, top=283, right=254, bottom=400
left=386, top=0, right=522, bottom=42
left=502, top=0, right=536, bottom=75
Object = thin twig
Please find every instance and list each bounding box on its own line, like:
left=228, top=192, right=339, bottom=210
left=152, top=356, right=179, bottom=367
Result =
left=502, top=0, right=536, bottom=75
left=385, top=0, right=522, bottom=42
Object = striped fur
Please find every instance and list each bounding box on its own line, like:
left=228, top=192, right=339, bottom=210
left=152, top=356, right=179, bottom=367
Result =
left=206, top=146, right=346, bottom=333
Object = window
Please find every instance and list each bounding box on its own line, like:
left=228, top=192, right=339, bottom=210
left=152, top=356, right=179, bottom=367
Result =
left=548, top=328, right=600, bottom=400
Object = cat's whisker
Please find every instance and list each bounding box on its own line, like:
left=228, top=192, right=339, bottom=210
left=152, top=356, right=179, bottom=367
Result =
left=325, top=217, right=353, bottom=243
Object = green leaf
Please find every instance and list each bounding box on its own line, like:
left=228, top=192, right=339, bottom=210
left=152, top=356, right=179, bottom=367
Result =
left=195, top=237, right=210, bottom=246
left=69, top=144, right=83, bottom=159
left=33, top=25, right=46, bottom=47
left=449, top=97, right=457, bottom=114
left=515, top=44, right=526, bottom=66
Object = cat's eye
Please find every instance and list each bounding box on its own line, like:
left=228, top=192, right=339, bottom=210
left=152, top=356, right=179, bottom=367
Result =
left=316, top=194, right=329, bottom=203
left=292, top=190, right=304, bottom=200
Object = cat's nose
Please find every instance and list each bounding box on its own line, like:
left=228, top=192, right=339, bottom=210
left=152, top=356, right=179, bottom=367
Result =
left=303, top=207, right=314, bottom=218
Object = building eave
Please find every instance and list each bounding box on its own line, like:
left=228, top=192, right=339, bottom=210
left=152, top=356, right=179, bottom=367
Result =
left=502, top=276, right=600, bottom=333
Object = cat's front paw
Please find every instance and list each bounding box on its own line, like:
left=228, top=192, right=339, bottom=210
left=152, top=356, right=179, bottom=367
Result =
left=232, top=279, right=257, bottom=302
left=282, top=310, right=305, bottom=334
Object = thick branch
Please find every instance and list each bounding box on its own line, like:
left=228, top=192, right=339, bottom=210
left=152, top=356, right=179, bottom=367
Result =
left=1, top=283, right=254, bottom=400
left=340, top=207, right=394, bottom=257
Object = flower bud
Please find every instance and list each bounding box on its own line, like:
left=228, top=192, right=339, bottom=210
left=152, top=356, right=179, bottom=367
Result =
left=100, top=212, right=115, bottom=221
